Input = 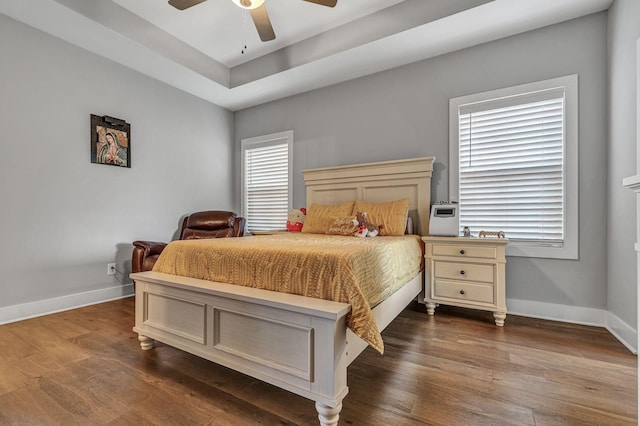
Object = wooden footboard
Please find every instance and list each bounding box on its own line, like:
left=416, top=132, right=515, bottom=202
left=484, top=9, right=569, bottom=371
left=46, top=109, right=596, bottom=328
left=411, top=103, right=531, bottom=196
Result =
left=131, top=270, right=422, bottom=426
left=132, top=271, right=351, bottom=405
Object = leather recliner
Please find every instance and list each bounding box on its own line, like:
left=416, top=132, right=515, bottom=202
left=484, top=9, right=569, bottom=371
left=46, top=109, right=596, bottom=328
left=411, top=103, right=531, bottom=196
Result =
left=132, top=210, right=245, bottom=273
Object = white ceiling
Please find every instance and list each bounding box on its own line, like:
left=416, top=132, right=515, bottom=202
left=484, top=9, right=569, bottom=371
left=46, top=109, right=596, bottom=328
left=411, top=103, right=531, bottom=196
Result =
left=113, top=0, right=406, bottom=68
left=0, top=0, right=613, bottom=111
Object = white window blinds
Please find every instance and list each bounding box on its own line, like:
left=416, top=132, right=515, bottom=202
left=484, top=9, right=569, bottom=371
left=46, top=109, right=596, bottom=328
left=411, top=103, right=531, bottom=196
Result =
left=242, top=131, right=292, bottom=233
left=457, top=87, right=565, bottom=243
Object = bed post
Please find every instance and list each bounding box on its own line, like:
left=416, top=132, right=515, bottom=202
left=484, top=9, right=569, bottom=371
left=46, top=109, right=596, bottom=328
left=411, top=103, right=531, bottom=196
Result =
left=315, top=402, right=342, bottom=426
left=138, top=335, right=155, bottom=350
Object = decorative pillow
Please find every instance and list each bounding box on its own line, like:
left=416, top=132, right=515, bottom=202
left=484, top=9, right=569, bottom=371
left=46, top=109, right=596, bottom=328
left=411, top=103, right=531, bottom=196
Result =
left=301, top=201, right=355, bottom=234
left=352, top=198, right=409, bottom=236
left=405, top=215, right=414, bottom=235
left=327, top=216, right=359, bottom=236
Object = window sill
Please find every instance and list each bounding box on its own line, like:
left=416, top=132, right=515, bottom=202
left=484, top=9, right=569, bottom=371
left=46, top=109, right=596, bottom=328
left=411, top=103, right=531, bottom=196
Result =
left=506, top=242, right=578, bottom=260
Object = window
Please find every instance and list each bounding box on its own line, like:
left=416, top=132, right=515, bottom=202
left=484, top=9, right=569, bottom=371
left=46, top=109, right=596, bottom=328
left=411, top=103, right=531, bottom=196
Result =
left=241, top=131, right=293, bottom=233
left=449, top=75, right=578, bottom=259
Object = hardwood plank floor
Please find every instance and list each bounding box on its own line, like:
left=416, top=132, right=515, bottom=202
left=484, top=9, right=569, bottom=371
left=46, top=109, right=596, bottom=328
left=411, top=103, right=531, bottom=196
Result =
left=0, top=297, right=635, bottom=425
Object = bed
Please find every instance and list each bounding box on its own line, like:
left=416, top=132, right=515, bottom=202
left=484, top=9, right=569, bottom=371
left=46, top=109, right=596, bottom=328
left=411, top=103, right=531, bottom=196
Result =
left=130, top=156, right=435, bottom=426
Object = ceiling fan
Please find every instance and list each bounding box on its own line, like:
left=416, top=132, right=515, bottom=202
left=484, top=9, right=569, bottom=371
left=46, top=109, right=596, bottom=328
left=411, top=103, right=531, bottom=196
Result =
left=168, top=0, right=338, bottom=42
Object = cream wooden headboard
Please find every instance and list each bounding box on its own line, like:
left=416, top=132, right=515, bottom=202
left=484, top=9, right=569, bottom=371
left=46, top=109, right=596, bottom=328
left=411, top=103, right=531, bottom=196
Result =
left=302, top=157, right=435, bottom=236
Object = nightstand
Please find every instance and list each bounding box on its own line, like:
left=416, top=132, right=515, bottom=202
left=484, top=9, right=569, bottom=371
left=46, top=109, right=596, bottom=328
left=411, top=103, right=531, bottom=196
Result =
left=422, top=236, right=509, bottom=326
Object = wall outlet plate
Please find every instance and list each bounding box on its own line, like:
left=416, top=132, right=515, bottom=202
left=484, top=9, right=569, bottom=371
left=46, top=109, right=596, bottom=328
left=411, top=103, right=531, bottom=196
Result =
left=107, top=263, right=116, bottom=275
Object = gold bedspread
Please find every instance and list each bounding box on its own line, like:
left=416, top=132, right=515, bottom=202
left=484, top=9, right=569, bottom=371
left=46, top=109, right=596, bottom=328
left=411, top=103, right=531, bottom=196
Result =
left=152, top=233, right=423, bottom=353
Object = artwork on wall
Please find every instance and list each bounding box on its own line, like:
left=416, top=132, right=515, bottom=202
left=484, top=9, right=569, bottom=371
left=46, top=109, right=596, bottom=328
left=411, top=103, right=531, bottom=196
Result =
left=90, top=114, right=131, bottom=168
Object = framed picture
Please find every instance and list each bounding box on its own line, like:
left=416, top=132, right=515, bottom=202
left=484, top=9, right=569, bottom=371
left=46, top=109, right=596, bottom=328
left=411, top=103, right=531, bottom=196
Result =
left=90, top=114, right=131, bottom=168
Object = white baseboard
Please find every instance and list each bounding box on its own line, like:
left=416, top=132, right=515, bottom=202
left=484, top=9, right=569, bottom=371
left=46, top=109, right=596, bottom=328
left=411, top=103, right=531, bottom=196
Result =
left=606, top=310, right=638, bottom=354
left=507, top=298, right=637, bottom=354
left=1, top=290, right=636, bottom=354
left=0, top=284, right=134, bottom=325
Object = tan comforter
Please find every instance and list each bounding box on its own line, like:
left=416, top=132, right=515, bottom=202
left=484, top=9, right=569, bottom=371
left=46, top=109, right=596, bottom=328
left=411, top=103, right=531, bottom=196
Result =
left=152, top=233, right=423, bottom=353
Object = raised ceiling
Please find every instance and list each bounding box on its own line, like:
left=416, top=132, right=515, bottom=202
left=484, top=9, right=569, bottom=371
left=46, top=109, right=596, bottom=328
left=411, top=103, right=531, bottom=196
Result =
left=0, top=0, right=612, bottom=111
left=115, top=0, right=406, bottom=68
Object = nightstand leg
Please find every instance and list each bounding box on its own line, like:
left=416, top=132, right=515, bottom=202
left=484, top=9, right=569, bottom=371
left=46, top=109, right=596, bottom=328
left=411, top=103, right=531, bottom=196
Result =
left=426, top=302, right=436, bottom=315
left=493, top=312, right=506, bottom=326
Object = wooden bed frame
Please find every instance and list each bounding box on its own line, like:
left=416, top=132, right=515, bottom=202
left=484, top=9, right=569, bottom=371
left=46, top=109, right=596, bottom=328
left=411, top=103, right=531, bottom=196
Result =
left=130, top=156, right=435, bottom=426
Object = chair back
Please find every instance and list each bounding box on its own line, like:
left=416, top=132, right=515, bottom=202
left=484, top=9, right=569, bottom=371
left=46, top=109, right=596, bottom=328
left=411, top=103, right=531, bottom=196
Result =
left=179, top=211, right=245, bottom=240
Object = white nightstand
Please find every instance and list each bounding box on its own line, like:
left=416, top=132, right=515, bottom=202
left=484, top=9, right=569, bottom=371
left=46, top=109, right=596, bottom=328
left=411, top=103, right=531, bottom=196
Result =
left=422, top=236, right=509, bottom=326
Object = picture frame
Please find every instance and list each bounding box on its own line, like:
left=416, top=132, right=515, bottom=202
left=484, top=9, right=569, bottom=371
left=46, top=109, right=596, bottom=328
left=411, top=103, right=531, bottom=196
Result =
left=90, top=114, right=131, bottom=168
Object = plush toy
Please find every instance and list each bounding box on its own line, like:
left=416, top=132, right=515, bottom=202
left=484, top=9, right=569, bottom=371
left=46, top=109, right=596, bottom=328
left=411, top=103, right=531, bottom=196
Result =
left=355, top=218, right=368, bottom=237
left=356, top=211, right=381, bottom=237
left=286, top=208, right=307, bottom=232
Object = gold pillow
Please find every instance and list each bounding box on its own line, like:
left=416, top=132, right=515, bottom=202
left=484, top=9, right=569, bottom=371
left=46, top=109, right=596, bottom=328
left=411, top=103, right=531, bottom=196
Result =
left=327, top=216, right=359, bottom=236
left=353, top=198, right=409, bottom=236
left=301, top=201, right=355, bottom=234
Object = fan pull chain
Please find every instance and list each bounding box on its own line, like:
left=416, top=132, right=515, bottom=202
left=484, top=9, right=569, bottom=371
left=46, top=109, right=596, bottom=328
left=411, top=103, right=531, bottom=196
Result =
left=241, top=10, right=248, bottom=54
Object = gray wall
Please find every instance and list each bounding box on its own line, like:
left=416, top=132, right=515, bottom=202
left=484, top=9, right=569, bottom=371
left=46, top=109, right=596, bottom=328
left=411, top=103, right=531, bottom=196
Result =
left=235, top=14, right=610, bottom=311
left=0, top=14, right=234, bottom=308
left=607, top=0, right=640, bottom=331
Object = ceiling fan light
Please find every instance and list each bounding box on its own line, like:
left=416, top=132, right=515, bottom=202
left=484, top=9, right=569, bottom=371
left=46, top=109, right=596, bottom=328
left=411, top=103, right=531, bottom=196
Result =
left=231, top=0, right=265, bottom=10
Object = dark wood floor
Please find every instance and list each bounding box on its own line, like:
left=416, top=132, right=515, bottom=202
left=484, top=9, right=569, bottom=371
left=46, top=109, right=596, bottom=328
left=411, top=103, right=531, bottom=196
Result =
left=0, top=297, right=636, bottom=425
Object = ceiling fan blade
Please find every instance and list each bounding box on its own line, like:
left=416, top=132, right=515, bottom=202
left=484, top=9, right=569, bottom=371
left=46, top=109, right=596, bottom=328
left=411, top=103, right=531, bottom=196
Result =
left=303, top=0, right=337, bottom=7
left=250, top=4, right=276, bottom=42
left=168, top=0, right=207, bottom=10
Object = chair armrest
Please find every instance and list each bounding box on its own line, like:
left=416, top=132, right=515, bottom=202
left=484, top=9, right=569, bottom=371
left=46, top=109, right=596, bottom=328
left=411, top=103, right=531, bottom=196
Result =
left=132, top=240, right=168, bottom=273
left=234, top=217, right=246, bottom=237
left=133, top=240, right=167, bottom=256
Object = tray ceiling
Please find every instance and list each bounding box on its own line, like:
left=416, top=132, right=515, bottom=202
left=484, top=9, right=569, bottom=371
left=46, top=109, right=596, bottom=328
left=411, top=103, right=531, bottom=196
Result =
left=0, top=0, right=613, bottom=110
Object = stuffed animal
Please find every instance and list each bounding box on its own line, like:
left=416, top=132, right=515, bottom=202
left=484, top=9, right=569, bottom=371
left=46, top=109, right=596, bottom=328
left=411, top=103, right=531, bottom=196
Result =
left=356, top=211, right=380, bottom=237
left=286, top=207, right=307, bottom=232
left=355, top=219, right=368, bottom=237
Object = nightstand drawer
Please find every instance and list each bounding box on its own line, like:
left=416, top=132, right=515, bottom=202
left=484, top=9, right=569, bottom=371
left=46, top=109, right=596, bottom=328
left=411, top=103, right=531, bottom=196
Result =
left=434, top=280, right=494, bottom=304
left=432, top=243, right=497, bottom=259
left=433, top=261, right=494, bottom=283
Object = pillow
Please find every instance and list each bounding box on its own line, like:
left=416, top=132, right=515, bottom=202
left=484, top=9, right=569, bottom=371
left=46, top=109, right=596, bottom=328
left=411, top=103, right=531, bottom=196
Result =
left=405, top=215, right=414, bottom=235
left=301, top=201, right=355, bottom=234
left=352, top=198, right=409, bottom=236
left=327, top=216, right=359, bottom=236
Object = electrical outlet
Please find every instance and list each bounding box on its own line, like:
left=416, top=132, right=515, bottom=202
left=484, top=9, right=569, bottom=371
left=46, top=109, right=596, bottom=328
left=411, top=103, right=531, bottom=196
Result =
left=107, top=263, right=116, bottom=275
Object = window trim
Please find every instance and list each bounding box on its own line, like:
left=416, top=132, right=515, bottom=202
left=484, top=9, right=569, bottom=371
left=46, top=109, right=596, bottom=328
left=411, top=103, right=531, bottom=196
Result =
left=241, top=130, right=293, bottom=232
left=449, top=75, right=578, bottom=260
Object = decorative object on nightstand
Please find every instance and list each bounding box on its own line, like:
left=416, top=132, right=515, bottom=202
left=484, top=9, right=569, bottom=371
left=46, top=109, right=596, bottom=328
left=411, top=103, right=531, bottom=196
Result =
left=429, top=201, right=459, bottom=236
left=479, top=230, right=506, bottom=239
left=422, top=236, right=509, bottom=326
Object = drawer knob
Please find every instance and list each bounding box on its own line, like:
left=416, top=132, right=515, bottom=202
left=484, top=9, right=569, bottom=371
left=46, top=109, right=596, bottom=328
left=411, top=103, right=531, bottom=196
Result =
left=459, top=290, right=465, bottom=295
left=460, top=270, right=466, bottom=275
left=460, top=249, right=465, bottom=255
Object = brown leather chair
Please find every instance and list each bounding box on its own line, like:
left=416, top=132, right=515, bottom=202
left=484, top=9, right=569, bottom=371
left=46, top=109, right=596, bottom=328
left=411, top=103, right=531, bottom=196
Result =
left=132, top=210, right=245, bottom=273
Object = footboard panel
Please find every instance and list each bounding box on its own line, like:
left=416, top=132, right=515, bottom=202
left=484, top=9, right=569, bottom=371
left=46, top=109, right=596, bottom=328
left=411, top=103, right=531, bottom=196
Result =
left=213, top=306, right=314, bottom=381
left=144, top=291, right=206, bottom=344
left=131, top=271, right=351, bottom=406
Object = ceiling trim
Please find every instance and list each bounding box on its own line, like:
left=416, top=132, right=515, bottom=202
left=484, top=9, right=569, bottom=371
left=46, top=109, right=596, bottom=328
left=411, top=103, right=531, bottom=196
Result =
left=0, top=0, right=612, bottom=111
